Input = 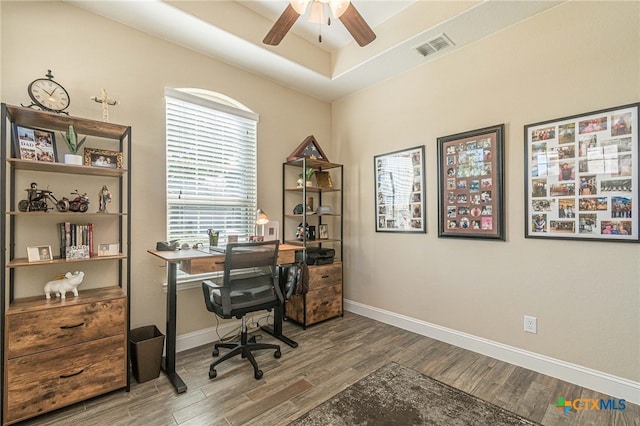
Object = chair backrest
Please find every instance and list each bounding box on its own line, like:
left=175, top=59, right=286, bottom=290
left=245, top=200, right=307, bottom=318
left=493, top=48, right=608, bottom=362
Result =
left=222, top=240, right=280, bottom=284
left=202, top=240, right=282, bottom=318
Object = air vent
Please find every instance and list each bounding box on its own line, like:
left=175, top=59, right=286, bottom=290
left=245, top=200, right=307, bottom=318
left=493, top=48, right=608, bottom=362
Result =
left=415, top=33, right=455, bottom=57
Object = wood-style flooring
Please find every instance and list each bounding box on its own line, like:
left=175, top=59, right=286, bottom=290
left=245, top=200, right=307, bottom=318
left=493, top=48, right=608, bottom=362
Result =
left=19, top=311, right=639, bottom=425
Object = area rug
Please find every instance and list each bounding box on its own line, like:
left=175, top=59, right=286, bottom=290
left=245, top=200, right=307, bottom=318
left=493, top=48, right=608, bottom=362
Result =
left=289, top=362, right=540, bottom=425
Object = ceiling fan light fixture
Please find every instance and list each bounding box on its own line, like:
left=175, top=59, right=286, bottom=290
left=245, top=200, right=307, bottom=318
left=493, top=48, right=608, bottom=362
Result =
left=307, top=1, right=324, bottom=24
left=329, top=0, right=350, bottom=18
left=290, top=0, right=311, bottom=15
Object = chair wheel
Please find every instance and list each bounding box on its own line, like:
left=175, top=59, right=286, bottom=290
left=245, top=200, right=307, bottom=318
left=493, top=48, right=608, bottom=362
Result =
left=212, top=348, right=219, bottom=357
left=209, top=369, right=217, bottom=379
left=254, top=370, right=263, bottom=380
left=274, top=350, right=281, bottom=359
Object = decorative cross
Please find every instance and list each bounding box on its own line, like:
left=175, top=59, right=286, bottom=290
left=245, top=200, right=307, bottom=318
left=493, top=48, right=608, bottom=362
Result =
left=91, top=88, right=118, bottom=122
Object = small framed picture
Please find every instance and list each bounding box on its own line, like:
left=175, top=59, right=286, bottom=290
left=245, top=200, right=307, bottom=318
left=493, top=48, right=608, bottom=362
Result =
left=27, top=245, right=53, bottom=262
left=84, top=148, right=123, bottom=169
left=98, top=243, right=119, bottom=257
left=264, top=220, right=280, bottom=241
left=318, top=224, right=329, bottom=239
left=13, top=125, right=57, bottom=162
left=66, top=245, right=90, bottom=260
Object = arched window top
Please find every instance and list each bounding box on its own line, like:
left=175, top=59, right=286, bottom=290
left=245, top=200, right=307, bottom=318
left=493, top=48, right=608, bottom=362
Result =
left=173, top=88, right=255, bottom=115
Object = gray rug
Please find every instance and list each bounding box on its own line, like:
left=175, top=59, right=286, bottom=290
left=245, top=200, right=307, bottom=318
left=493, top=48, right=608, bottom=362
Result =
left=290, top=362, right=540, bottom=425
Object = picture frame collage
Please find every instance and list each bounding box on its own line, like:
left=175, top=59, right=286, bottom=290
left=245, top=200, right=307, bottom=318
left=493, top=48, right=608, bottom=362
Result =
left=374, top=146, right=426, bottom=233
left=437, top=124, right=505, bottom=240
left=525, top=103, right=638, bottom=241
left=13, top=125, right=57, bottom=162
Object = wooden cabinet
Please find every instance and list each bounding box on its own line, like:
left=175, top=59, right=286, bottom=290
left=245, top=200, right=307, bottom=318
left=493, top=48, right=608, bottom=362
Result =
left=282, top=158, right=343, bottom=327
left=1, top=104, right=131, bottom=425
left=285, top=262, right=343, bottom=327
left=5, top=287, right=127, bottom=424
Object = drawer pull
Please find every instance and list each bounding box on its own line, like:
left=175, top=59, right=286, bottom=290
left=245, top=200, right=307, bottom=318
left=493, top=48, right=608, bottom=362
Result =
left=321, top=275, right=330, bottom=279
left=60, top=322, right=85, bottom=329
left=60, top=369, right=85, bottom=379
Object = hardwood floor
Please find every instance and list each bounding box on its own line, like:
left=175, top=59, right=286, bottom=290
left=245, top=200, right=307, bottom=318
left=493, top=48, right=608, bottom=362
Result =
left=19, top=312, right=639, bottom=425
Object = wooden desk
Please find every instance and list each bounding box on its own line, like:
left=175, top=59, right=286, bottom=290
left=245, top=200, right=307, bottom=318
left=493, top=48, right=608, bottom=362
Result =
left=147, top=243, right=299, bottom=394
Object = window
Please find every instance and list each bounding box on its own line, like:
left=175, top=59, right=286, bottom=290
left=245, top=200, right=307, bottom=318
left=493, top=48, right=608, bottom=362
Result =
left=165, top=88, right=258, bottom=249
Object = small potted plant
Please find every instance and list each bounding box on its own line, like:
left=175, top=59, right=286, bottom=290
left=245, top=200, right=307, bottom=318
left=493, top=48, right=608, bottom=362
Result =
left=297, top=167, right=315, bottom=188
left=59, top=125, right=87, bottom=165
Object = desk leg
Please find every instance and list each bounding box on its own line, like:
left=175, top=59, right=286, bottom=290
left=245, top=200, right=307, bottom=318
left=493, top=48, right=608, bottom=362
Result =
left=261, top=303, right=298, bottom=348
left=163, top=262, right=188, bottom=393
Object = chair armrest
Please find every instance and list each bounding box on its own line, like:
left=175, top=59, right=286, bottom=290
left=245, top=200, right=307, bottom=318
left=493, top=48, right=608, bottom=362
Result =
left=202, top=279, right=232, bottom=315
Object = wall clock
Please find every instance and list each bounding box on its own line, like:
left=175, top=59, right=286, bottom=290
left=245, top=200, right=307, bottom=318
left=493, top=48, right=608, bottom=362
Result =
left=23, top=70, right=70, bottom=114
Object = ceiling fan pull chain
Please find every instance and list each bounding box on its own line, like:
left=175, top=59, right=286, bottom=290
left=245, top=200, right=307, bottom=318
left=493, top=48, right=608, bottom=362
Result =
left=318, top=20, right=322, bottom=43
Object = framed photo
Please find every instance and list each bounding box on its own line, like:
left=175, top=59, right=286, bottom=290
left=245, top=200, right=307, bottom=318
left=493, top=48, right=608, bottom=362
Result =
left=264, top=220, right=280, bottom=241
left=66, top=245, right=90, bottom=260
left=98, top=243, right=119, bottom=257
left=525, top=103, right=639, bottom=241
left=374, top=145, right=425, bottom=233
left=437, top=124, right=505, bottom=240
left=12, top=125, right=57, bottom=162
left=84, top=148, right=123, bottom=169
left=27, top=245, right=53, bottom=262
left=318, top=224, right=329, bottom=239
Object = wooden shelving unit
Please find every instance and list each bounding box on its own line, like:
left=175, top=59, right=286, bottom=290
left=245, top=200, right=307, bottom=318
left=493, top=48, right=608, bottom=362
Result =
left=282, top=158, right=344, bottom=328
left=1, top=104, right=131, bottom=425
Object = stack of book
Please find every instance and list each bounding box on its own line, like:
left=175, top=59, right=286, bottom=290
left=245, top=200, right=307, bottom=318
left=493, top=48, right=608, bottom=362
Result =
left=58, top=222, right=94, bottom=259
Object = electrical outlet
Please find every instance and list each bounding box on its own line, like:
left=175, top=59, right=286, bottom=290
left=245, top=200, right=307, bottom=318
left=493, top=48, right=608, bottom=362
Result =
left=524, top=315, right=537, bottom=334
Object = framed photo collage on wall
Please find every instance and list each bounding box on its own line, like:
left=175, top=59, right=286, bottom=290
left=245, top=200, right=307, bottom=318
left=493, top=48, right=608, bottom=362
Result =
left=373, top=102, right=639, bottom=243
left=525, top=103, right=638, bottom=242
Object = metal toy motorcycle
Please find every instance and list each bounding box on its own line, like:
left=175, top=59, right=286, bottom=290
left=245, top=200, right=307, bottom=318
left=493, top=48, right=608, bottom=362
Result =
left=61, top=190, right=90, bottom=213
left=18, top=182, right=69, bottom=212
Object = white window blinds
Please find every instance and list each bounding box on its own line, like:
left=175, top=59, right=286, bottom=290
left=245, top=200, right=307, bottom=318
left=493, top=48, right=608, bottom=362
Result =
left=165, top=89, right=258, bottom=245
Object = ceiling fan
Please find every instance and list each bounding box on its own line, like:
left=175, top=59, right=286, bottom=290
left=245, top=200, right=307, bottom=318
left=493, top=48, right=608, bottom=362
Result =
left=263, top=0, right=376, bottom=47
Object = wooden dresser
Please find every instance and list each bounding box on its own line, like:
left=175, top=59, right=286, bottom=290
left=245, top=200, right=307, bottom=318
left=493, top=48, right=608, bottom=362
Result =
left=3, top=287, right=127, bottom=425
left=285, top=262, right=343, bottom=328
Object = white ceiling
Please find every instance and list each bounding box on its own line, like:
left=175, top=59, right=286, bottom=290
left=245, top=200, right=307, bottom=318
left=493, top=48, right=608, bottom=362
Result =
left=67, top=0, right=565, bottom=102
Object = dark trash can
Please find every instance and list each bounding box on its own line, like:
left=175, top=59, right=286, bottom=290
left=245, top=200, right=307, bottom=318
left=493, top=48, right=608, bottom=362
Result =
left=129, top=325, right=165, bottom=383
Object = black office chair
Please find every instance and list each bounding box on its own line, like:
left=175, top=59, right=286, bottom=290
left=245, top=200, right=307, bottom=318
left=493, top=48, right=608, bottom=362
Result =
left=202, top=240, right=282, bottom=380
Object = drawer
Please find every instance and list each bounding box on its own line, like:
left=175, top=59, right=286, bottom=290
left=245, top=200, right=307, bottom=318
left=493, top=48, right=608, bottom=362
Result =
left=285, top=284, right=342, bottom=326
left=308, top=262, right=342, bottom=290
left=5, top=334, right=127, bottom=424
left=7, top=297, right=126, bottom=358
left=304, top=285, right=343, bottom=325
left=180, top=249, right=297, bottom=274
left=181, top=257, right=225, bottom=274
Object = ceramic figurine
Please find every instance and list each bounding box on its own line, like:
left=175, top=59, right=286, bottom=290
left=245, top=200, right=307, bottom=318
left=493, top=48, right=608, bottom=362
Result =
left=98, top=185, right=112, bottom=213
left=44, top=271, right=84, bottom=299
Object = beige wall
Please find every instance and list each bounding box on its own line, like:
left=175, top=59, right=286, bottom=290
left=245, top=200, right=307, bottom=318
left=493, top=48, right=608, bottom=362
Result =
left=334, top=1, right=639, bottom=382
left=0, top=1, right=331, bottom=334
left=1, top=0, right=639, bottom=387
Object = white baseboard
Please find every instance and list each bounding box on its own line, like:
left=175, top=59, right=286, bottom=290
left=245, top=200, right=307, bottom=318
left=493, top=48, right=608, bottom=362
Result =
left=343, top=299, right=640, bottom=405
left=176, top=321, right=239, bottom=354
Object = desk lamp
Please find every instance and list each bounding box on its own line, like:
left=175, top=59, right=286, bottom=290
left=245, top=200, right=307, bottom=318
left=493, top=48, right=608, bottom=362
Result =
left=256, top=209, right=270, bottom=236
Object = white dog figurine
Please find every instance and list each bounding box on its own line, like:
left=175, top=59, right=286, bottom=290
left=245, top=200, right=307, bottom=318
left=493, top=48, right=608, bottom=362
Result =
left=44, top=271, right=85, bottom=299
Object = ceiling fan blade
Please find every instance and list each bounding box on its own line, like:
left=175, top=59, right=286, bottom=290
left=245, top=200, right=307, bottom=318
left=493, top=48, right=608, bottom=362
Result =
left=263, top=4, right=301, bottom=46
left=339, top=2, right=376, bottom=47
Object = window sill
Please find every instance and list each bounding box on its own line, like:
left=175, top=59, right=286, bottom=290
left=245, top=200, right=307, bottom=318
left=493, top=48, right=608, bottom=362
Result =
left=162, top=271, right=222, bottom=292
